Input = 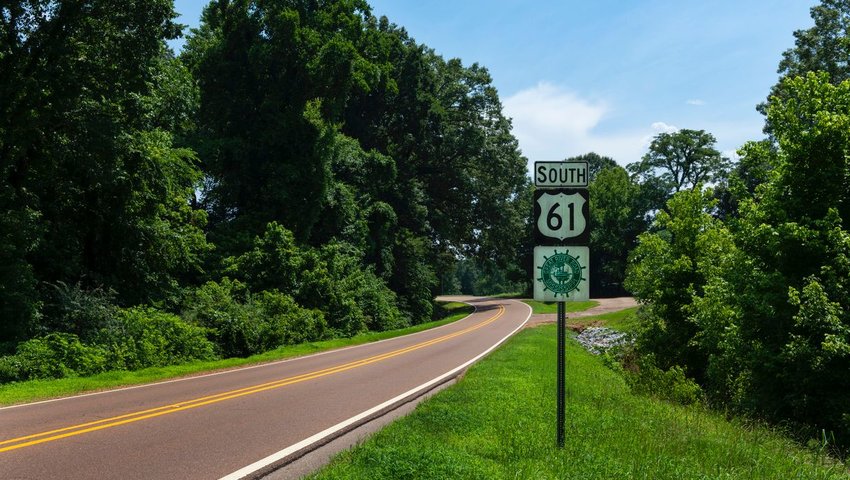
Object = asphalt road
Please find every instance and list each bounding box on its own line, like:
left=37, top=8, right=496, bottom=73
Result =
left=0, top=297, right=530, bottom=479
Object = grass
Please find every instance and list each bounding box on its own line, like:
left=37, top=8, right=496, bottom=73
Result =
left=568, top=306, right=640, bottom=332
left=0, top=302, right=474, bottom=406
left=524, top=299, right=599, bottom=314
left=310, top=319, right=849, bottom=480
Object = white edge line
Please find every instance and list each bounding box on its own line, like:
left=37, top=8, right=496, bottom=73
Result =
left=0, top=299, right=481, bottom=411
left=219, top=299, right=532, bottom=480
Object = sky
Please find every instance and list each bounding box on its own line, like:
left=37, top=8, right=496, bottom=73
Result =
left=170, top=1, right=817, bottom=172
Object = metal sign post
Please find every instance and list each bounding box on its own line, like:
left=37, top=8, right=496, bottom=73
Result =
left=557, top=300, right=565, bottom=448
left=531, top=160, right=590, bottom=449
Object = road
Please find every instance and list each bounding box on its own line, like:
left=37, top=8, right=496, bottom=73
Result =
left=0, top=297, right=530, bottom=479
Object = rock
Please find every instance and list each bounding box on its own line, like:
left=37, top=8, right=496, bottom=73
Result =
left=574, top=327, right=630, bottom=355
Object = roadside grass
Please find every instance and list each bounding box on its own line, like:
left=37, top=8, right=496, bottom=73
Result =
left=569, top=306, right=640, bottom=332
left=0, top=302, right=474, bottom=406
left=524, top=299, right=598, bottom=314
left=485, top=292, right=523, bottom=299
left=310, top=322, right=849, bottom=480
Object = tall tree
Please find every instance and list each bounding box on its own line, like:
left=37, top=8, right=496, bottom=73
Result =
left=184, top=0, right=380, bottom=252
left=627, top=129, right=730, bottom=213
left=588, top=166, right=646, bottom=296
left=0, top=0, right=208, bottom=345
left=760, top=0, right=850, bottom=130
left=564, top=152, right=618, bottom=183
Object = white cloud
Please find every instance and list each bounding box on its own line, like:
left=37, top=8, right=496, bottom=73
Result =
left=686, top=99, right=706, bottom=106
left=722, top=149, right=740, bottom=161
left=503, top=82, right=755, bottom=176
left=503, top=82, right=607, bottom=163
left=650, top=121, right=679, bottom=134
left=503, top=83, right=669, bottom=171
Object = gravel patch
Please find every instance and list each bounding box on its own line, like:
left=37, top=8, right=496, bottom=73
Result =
left=575, top=327, right=630, bottom=355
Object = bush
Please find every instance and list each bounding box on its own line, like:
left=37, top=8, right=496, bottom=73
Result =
left=95, top=307, right=217, bottom=370
left=254, top=290, right=327, bottom=347
left=182, top=280, right=328, bottom=357
left=40, top=282, right=119, bottom=340
left=0, top=355, right=24, bottom=383
left=181, top=279, right=262, bottom=357
left=224, top=224, right=408, bottom=337
left=297, top=243, right=406, bottom=336
left=619, top=351, right=704, bottom=406
left=12, top=332, right=108, bottom=380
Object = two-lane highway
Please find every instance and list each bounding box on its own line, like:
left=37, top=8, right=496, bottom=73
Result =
left=0, top=297, right=530, bottom=479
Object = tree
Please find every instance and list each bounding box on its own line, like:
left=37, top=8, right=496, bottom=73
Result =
left=674, top=73, right=850, bottom=445
left=778, top=0, right=850, bottom=81
left=760, top=0, right=850, bottom=129
left=0, top=1, right=208, bottom=346
left=625, top=188, right=726, bottom=379
left=564, top=152, right=618, bottom=182
left=588, top=166, right=647, bottom=296
left=628, top=129, right=730, bottom=198
left=184, top=0, right=380, bottom=251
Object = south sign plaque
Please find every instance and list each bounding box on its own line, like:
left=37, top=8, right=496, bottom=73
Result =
left=534, top=161, right=588, bottom=188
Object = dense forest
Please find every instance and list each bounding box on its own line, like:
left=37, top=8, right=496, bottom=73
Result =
left=2, top=0, right=850, bottom=457
left=0, top=0, right=529, bottom=379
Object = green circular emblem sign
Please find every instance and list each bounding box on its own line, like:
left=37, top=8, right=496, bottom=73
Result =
left=537, top=249, right=585, bottom=297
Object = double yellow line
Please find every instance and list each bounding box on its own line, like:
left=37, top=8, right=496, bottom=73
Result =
left=0, top=304, right=505, bottom=454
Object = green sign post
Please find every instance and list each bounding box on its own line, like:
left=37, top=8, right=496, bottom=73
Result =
left=532, top=161, right=590, bottom=449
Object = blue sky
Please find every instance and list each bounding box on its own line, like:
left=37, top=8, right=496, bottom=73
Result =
left=171, top=1, right=817, bottom=170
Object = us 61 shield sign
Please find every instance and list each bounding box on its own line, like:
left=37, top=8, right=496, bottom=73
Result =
left=533, top=246, right=589, bottom=302
left=533, top=188, right=589, bottom=246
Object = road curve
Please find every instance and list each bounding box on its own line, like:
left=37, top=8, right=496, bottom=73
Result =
left=0, top=297, right=530, bottom=479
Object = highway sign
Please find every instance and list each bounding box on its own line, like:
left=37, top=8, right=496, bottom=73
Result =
left=533, top=246, right=589, bottom=302
left=534, top=161, right=588, bottom=188
left=534, top=188, right=589, bottom=245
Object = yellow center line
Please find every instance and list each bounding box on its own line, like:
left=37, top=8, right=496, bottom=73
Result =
left=0, top=304, right=505, bottom=454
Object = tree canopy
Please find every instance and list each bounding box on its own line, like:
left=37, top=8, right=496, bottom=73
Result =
left=0, top=0, right=530, bottom=362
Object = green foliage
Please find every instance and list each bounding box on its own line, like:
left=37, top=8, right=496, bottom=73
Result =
left=627, top=129, right=730, bottom=212
left=761, top=0, right=850, bottom=128
left=0, top=0, right=208, bottom=331
left=181, top=278, right=261, bottom=358
left=224, top=222, right=404, bottom=336
left=0, top=307, right=217, bottom=383
left=632, top=73, right=850, bottom=449
left=94, top=307, right=217, bottom=371
left=182, top=278, right=329, bottom=357
left=626, top=188, right=727, bottom=379
left=299, top=242, right=406, bottom=335
left=253, top=290, right=328, bottom=347
left=3, top=333, right=108, bottom=382
left=621, top=353, right=705, bottom=406
left=0, top=200, right=40, bottom=349
left=589, top=166, right=647, bottom=296
left=40, top=282, right=119, bottom=340
left=452, top=258, right=526, bottom=296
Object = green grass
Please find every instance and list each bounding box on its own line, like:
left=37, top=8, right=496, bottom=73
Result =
left=524, top=299, right=599, bottom=314
left=0, top=302, right=475, bottom=406
left=568, top=306, right=640, bottom=332
left=310, top=321, right=849, bottom=480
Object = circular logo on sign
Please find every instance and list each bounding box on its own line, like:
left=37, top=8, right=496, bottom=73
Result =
left=537, top=250, right=585, bottom=297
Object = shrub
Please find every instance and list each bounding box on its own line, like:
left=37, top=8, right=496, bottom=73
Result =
left=12, top=332, right=108, bottom=380
left=40, top=282, right=119, bottom=340
left=622, top=353, right=704, bottom=406
left=254, top=290, right=327, bottom=347
left=181, top=278, right=262, bottom=357
left=95, top=307, right=217, bottom=370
